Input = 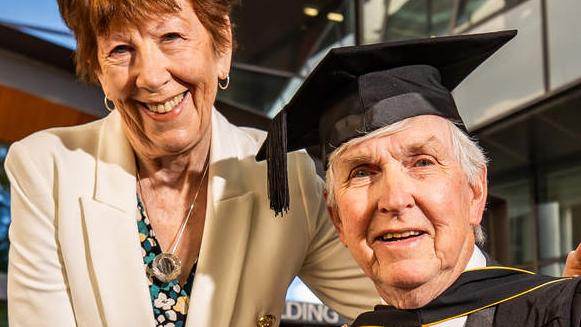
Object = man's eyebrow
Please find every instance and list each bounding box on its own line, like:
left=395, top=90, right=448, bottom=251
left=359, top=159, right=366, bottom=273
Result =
left=336, top=135, right=445, bottom=167
left=337, top=154, right=374, bottom=168
left=405, top=136, right=443, bottom=155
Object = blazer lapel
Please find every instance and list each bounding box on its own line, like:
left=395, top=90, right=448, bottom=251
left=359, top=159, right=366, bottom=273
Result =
left=81, top=198, right=155, bottom=326
left=186, top=110, right=255, bottom=326
left=82, top=111, right=155, bottom=326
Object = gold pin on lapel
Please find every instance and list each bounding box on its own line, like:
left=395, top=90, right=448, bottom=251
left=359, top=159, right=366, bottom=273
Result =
left=257, top=314, right=276, bottom=327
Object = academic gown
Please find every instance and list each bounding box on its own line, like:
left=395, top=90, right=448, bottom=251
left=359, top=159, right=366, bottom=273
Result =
left=351, top=267, right=581, bottom=327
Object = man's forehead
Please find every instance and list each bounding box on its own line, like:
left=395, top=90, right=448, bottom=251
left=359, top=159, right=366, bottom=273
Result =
left=338, top=116, right=452, bottom=159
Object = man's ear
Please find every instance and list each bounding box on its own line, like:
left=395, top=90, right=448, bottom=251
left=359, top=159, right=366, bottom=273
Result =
left=469, top=166, right=488, bottom=226
left=324, top=190, right=347, bottom=246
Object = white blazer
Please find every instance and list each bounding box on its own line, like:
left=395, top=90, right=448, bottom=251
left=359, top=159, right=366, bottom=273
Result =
left=5, top=109, right=378, bottom=327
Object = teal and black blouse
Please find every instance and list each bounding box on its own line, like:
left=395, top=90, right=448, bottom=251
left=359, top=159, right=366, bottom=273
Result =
left=137, top=197, right=196, bottom=327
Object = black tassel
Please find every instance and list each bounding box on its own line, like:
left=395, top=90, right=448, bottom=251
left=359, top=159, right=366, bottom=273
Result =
left=266, top=111, right=289, bottom=216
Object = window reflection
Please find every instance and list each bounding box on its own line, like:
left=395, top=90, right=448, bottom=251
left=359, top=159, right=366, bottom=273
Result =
left=361, top=0, right=529, bottom=44
left=360, top=0, right=455, bottom=44
left=540, top=166, right=581, bottom=275
left=488, top=179, right=535, bottom=267
left=480, top=88, right=581, bottom=276
left=384, top=0, right=455, bottom=41
left=224, top=0, right=356, bottom=115
left=455, top=0, right=526, bottom=30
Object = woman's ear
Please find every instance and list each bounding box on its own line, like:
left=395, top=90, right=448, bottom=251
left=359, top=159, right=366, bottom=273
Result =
left=217, top=16, right=233, bottom=79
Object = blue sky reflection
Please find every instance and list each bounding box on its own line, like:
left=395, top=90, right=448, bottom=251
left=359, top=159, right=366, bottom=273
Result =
left=0, top=0, right=75, bottom=48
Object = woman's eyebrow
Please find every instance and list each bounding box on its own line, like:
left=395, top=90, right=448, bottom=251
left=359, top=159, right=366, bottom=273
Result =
left=106, top=32, right=131, bottom=42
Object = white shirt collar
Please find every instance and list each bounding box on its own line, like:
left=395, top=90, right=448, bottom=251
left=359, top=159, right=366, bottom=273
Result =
left=432, top=246, right=486, bottom=327
left=465, top=246, right=487, bottom=271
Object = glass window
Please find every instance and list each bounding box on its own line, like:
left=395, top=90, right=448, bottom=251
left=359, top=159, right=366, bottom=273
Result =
left=538, top=166, right=581, bottom=275
left=455, top=0, right=527, bottom=30
left=225, top=0, right=356, bottom=116
left=478, top=87, right=581, bottom=276
left=488, top=179, right=535, bottom=267
left=231, top=0, right=355, bottom=74
left=385, top=0, right=454, bottom=40
left=216, top=68, right=294, bottom=116
left=361, top=0, right=455, bottom=44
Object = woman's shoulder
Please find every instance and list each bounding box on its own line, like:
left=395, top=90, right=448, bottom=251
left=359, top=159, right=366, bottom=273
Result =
left=213, top=109, right=322, bottom=183
left=10, top=117, right=105, bottom=155
left=237, top=126, right=267, bottom=144
left=213, top=110, right=266, bottom=148
left=6, top=117, right=106, bottom=174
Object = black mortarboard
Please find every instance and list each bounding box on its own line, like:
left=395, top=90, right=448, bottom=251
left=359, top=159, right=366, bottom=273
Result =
left=256, top=30, right=517, bottom=216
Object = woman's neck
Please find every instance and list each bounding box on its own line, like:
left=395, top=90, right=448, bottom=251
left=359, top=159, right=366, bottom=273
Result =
left=133, top=133, right=212, bottom=187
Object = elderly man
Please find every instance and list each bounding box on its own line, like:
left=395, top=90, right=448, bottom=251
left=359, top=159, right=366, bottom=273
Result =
left=258, top=30, right=581, bottom=326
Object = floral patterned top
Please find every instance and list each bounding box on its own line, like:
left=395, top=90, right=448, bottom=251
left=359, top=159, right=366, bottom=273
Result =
left=137, top=197, right=196, bottom=327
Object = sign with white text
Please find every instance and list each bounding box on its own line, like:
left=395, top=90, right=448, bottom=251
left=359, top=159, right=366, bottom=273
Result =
left=281, top=301, right=346, bottom=325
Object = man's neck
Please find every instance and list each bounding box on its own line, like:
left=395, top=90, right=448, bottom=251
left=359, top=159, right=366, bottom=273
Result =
left=378, top=244, right=478, bottom=309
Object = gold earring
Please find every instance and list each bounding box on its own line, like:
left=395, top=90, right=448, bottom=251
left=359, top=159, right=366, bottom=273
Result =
left=103, top=96, right=116, bottom=112
left=218, top=74, right=230, bottom=90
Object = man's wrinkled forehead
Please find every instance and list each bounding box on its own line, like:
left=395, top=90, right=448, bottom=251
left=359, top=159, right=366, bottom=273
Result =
left=334, top=115, right=453, bottom=164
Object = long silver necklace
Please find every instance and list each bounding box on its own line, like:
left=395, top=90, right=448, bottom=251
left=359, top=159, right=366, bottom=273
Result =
left=137, top=161, right=209, bottom=283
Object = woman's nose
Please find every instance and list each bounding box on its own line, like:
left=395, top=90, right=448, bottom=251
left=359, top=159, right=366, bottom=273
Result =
left=134, top=45, right=171, bottom=93
left=376, top=166, right=415, bottom=216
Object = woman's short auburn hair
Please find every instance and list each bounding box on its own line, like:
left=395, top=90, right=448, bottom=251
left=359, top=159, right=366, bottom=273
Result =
left=57, top=0, right=235, bottom=83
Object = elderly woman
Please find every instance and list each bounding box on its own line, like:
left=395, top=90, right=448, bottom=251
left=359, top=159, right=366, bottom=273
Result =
left=4, top=0, right=379, bottom=326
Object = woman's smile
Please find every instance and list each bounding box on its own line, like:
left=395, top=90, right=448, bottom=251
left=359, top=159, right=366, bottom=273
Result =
left=142, top=90, right=188, bottom=114
left=137, top=90, right=190, bottom=122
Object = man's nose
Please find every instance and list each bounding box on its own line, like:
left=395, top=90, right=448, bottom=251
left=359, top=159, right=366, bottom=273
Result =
left=134, top=44, right=171, bottom=93
left=375, top=166, right=415, bottom=216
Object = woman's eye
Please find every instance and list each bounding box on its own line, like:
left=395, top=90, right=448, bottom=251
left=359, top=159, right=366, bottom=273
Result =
left=162, top=33, right=182, bottom=41
left=110, top=45, right=131, bottom=55
left=414, top=158, right=434, bottom=167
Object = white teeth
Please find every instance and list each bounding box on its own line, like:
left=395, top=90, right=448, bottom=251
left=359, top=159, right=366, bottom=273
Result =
left=145, top=92, right=185, bottom=113
left=380, top=230, right=422, bottom=241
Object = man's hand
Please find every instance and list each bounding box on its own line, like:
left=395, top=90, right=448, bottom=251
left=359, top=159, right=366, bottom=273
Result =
left=564, top=243, right=581, bottom=277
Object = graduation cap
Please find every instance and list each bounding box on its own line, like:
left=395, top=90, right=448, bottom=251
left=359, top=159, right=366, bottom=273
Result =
left=256, top=30, right=517, bottom=216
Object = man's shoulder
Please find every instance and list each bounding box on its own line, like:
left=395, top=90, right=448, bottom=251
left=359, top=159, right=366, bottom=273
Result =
left=494, top=276, right=581, bottom=326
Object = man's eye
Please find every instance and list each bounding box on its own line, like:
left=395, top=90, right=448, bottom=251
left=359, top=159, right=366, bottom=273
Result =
left=350, top=169, right=371, bottom=179
left=414, top=158, right=434, bottom=167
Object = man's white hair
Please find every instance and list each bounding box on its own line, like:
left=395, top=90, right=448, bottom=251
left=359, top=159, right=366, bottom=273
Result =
left=325, top=117, right=488, bottom=245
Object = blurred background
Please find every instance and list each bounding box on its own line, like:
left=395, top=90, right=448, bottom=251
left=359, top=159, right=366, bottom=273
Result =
left=1, top=0, right=581, bottom=326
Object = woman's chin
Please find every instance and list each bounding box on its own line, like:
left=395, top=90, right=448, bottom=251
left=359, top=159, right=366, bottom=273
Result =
left=161, top=140, right=198, bottom=155
left=147, top=128, right=208, bottom=153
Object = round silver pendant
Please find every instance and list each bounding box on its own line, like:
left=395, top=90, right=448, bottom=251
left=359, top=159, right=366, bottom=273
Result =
left=149, top=253, right=182, bottom=283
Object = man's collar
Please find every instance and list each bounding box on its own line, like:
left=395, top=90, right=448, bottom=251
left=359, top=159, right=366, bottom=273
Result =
left=355, top=267, right=566, bottom=327
left=465, top=246, right=487, bottom=271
